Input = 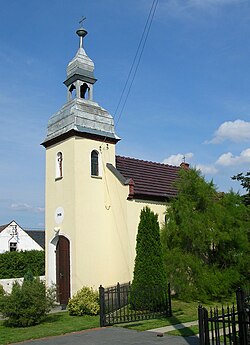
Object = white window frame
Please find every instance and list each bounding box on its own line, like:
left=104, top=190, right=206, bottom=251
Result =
left=56, top=152, right=63, bottom=179
left=90, top=150, right=102, bottom=177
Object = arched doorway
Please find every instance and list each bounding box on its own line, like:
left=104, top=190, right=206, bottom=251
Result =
left=56, top=236, right=70, bottom=307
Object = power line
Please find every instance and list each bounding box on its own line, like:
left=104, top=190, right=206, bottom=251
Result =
left=114, top=0, right=157, bottom=118
left=114, top=0, right=159, bottom=126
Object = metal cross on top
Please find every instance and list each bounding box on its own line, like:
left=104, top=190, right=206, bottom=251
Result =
left=79, top=16, right=86, bottom=27
left=77, top=16, right=87, bottom=49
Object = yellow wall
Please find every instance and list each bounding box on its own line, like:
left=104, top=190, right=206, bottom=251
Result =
left=45, top=137, right=76, bottom=295
left=45, top=135, right=167, bottom=296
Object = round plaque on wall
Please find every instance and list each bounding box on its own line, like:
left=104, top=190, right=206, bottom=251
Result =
left=55, top=207, right=64, bottom=224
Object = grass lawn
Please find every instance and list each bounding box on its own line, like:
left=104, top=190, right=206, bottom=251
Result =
left=119, top=296, right=235, bottom=331
left=118, top=299, right=199, bottom=331
left=0, top=312, right=99, bottom=345
left=0, top=297, right=235, bottom=344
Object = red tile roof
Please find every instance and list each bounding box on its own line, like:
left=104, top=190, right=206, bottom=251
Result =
left=115, top=156, right=180, bottom=201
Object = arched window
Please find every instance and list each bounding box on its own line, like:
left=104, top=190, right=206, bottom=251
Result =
left=56, top=152, right=63, bottom=178
left=91, top=150, right=99, bottom=176
left=80, top=83, right=89, bottom=99
left=69, top=84, right=76, bottom=99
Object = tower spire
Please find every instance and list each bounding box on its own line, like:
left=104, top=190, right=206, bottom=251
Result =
left=77, top=16, right=87, bottom=49
left=42, top=24, right=120, bottom=147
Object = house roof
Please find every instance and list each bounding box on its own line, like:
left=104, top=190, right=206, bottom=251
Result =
left=115, top=156, right=180, bottom=201
left=0, top=223, right=8, bottom=233
left=25, top=230, right=45, bottom=249
left=0, top=221, right=45, bottom=249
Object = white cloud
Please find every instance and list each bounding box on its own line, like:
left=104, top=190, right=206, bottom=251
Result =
left=162, top=153, right=218, bottom=175
left=162, top=152, right=194, bottom=166
left=10, top=203, right=44, bottom=214
left=216, top=148, right=250, bottom=166
left=189, top=0, right=239, bottom=6
left=34, top=207, right=45, bottom=213
left=161, top=0, right=240, bottom=13
left=195, top=164, right=218, bottom=174
left=208, top=120, right=250, bottom=144
left=10, top=203, right=31, bottom=211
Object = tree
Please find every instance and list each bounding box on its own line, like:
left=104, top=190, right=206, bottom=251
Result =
left=131, top=206, right=166, bottom=309
left=161, top=168, right=249, bottom=301
left=232, top=171, right=250, bottom=205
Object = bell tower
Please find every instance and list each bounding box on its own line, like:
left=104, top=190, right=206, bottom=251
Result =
left=42, top=24, right=120, bottom=304
left=43, top=24, right=119, bottom=146
left=64, top=27, right=96, bottom=102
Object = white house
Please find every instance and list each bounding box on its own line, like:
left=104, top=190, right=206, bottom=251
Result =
left=0, top=221, right=44, bottom=253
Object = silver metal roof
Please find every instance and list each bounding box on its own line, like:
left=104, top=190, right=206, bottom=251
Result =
left=67, top=46, right=95, bottom=80
left=43, top=29, right=120, bottom=144
left=43, top=98, right=120, bottom=143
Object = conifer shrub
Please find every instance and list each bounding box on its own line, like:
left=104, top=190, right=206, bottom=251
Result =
left=68, top=286, right=99, bottom=316
left=131, top=207, right=167, bottom=310
left=0, top=273, right=56, bottom=327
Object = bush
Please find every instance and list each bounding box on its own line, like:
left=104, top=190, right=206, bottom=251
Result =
left=68, top=286, right=99, bottom=316
left=0, top=274, right=56, bottom=327
left=0, top=250, right=45, bottom=279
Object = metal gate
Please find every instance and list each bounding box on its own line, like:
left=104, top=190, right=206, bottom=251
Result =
left=198, top=288, right=250, bottom=345
left=99, top=282, right=172, bottom=327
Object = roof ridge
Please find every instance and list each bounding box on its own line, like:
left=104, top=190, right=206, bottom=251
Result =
left=116, top=155, right=179, bottom=169
left=0, top=220, right=14, bottom=232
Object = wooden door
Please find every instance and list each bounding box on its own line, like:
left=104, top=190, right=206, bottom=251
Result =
left=56, top=236, right=70, bottom=306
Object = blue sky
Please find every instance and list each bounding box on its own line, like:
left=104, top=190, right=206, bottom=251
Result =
left=0, top=0, right=250, bottom=228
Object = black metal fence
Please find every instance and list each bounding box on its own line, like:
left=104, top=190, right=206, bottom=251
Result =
left=99, top=282, right=172, bottom=327
left=198, top=288, right=250, bottom=345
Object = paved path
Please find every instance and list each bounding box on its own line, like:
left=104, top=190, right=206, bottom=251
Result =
left=13, top=327, right=199, bottom=345
left=148, top=320, right=199, bottom=334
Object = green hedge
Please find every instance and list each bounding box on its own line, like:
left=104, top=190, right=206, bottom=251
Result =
left=0, top=250, right=45, bottom=279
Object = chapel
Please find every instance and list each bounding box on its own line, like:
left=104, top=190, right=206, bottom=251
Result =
left=42, top=25, right=184, bottom=306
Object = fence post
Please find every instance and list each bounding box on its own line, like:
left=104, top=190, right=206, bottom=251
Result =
left=99, top=285, right=105, bottom=327
left=236, top=287, right=248, bottom=345
left=198, top=305, right=205, bottom=345
left=198, top=305, right=209, bottom=345
left=117, top=282, right=121, bottom=310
